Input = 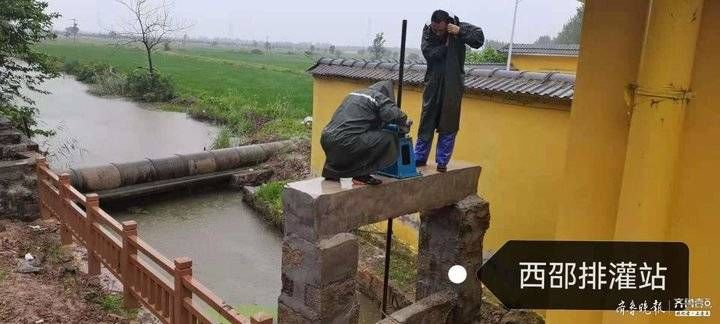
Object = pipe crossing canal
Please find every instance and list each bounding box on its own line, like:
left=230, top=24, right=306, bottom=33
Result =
left=30, top=75, right=382, bottom=322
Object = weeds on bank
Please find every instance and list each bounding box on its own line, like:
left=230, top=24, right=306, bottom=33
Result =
left=45, top=244, right=64, bottom=264
left=256, top=181, right=285, bottom=213
left=254, top=181, right=287, bottom=227
left=85, top=292, right=138, bottom=319
left=211, top=127, right=233, bottom=149
left=355, top=227, right=418, bottom=293
left=63, top=60, right=175, bottom=102
left=99, top=294, right=123, bottom=312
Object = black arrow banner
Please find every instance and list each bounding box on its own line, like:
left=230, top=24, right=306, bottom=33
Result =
left=479, top=241, right=689, bottom=310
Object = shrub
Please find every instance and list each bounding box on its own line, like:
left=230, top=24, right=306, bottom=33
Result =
left=125, top=70, right=175, bottom=102
left=72, top=62, right=112, bottom=83
left=62, top=59, right=81, bottom=74
left=250, top=49, right=263, bottom=55
left=89, top=70, right=128, bottom=96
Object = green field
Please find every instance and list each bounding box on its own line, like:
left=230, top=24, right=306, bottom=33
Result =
left=38, top=39, right=316, bottom=143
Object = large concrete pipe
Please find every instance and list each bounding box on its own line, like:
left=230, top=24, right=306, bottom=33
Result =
left=69, top=140, right=295, bottom=192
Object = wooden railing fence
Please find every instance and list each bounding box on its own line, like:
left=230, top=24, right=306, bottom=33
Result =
left=36, top=157, right=273, bottom=324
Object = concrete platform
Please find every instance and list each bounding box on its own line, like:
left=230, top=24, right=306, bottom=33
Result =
left=283, top=161, right=481, bottom=240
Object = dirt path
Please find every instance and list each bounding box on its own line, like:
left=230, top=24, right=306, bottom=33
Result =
left=0, top=218, right=135, bottom=323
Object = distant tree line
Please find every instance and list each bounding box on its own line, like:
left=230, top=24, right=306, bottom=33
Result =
left=533, top=2, right=584, bottom=45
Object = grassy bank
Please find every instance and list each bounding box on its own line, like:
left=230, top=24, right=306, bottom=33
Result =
left=38, top=39, right=314, bottom=145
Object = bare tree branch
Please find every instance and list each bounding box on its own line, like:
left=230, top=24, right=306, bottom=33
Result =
left=112, top=0, right=191, bottom=75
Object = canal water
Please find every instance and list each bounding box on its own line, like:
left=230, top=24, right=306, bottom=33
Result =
left=31, top=76, right=381, bottom=322
left=32, top=76, right=218, bottom=169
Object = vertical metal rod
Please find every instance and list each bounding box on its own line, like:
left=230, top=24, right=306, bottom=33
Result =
left=506, top=0, right=520, bottom=70
left=381, top=19, right=407, bottom=319
left=396, top=20, right=407, bottom=108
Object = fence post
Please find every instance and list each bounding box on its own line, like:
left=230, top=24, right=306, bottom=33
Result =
left=174, top=257, right=193, bottom=324
left=121, top=221, right=140, bottom=309
left=35, top=157, right=50, bottom=219
left=58, top=173, right=72, bottom=246
left=85, top=193, right=101, bottom=276
left=251, top=312, right=274, bottom=324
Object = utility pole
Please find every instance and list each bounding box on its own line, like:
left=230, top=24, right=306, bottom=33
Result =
left=506, top=0, right=520, bottom=70
left=69, top=18, right=79, bottom=42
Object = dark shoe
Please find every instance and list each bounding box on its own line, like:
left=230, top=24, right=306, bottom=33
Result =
left=324, top=177, right=340, bottom=182
left=352, top=175, right=382, bottom=186
left=416, top=161, right=427, bottom=167
left=436, top=164, right=447, bottom=173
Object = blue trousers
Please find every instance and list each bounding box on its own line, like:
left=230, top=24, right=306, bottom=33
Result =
left=414, top=132, right=457, bottom=166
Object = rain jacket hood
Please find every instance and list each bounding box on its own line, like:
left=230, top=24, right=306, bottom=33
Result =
left=368, top=80, right=395, bottom=103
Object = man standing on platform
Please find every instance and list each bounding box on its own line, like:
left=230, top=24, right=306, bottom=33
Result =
left=415, top=10, right=484, bottom=172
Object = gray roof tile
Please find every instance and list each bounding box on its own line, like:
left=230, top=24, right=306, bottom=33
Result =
left=307, top=58, right=575, bottom=100
left=498, top=43, right=580, bottom=56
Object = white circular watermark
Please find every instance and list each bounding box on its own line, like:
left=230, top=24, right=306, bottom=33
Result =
left=448, top=265, right=467, bottom=284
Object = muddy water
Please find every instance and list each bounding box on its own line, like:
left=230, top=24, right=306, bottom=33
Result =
left=32, top=76, right=217, bottom=169
left=113, top=189, right=283, bottom=313
left=31, top=76, right=382, bottom=322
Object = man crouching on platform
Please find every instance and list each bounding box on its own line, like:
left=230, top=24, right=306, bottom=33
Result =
left=321, top=80, right=412, bottom=186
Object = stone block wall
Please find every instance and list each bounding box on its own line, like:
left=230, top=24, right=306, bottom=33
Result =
left=278, top=163, right=487, bottom=324
left=417, top=195, right=490, bottom=322
left=0, top=117, right=40, bottom=221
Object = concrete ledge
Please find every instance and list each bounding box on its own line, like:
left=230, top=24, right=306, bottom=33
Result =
left=283, top=162, right=481, bottom=240
left=95, top=167, right=270, bottom=201
left=377, top=289, right=457, bottom=324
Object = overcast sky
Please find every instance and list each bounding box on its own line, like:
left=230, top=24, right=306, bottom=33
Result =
left=46, top=0, right=580, bottom=48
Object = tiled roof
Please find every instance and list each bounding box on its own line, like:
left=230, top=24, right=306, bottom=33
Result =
left=307, top=58, right=575, bottom=100
left=498, top=43, right=580, bottom=56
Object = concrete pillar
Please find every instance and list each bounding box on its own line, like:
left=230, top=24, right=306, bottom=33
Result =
left=615, top=0, right=704, bottom=240
left=554, top=0, right=650, bottom=242
left=549, top=1, right=650, bottom=322
left=608, top=1, right=704, bottom=324
left=416, top=195, right=490, bottom=322
left=278, top=232, right=359, bottom=323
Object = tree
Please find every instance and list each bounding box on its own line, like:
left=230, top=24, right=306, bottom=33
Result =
left=533, top=35, right=553, bottom=45
left=265, top=40, right=271, bottom=53
left=329, top=45, right=335, bottom=55
left=309, top=44, right=315, bottom=53
left=114, top=0, right=189, bottom=75
left=0, top=0, right=60, bottom=137
left=466, top=47, right=507, bottom=64
left=554, top=3, right=584, bottom=44
left=483, top=39, right=508, bottom=50
left=370, top=32, right=386, bottom=60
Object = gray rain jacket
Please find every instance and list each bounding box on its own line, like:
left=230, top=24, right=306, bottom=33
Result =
left=320, top=81, right=407, bottom=178
left=418, top=16, right=484, bottom=140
